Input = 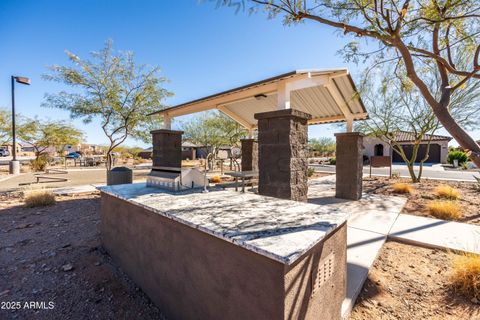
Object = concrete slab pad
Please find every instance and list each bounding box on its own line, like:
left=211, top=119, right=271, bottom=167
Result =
left=341, top=227, right=387, bottom=318
left=347, top=194, right=406, bottom=235
left=389, top=214, right=480, bottom=254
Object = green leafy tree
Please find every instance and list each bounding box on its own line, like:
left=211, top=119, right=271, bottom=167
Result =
left=181, top=111, right=247, bottom=154
left=42, top=40, right=172, bottom=170
left=218, top=0, right=480, bottom=168
left=18, top=119, right=84, bottom=160
left=308, top=137, right=336, bottom=156
left=358, top=65, right=480, bottom=182
left=0, top=108, right=11, bottom=145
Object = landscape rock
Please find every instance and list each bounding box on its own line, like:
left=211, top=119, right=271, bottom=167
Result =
left=61, top=263, right=74, bottom=272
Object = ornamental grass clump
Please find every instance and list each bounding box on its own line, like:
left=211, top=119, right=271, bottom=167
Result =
left=450, top=252, right=480, bottom=301
left=435, top=185, right=461, bottom=200
left=24, top=190, right=56, bottom=208
left=392, top=183, right=413, bottom=194
left=427, top=200, right=462, bottom=220
left=209, top=176, right=222, bottom=183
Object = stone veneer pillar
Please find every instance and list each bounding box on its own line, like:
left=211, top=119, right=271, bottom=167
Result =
left=150, top=129, right=183, bottom=171
left=240, top=139, right=258, bottom=172
left=254, top=109, right=312, bottom=202
left=334, top=132, right=364, bottom=200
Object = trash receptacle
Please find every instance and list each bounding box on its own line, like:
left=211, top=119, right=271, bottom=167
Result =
left=107, top=167, right=133, bottom=186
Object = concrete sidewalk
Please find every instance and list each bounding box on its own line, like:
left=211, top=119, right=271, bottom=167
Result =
left=390, top=214, right=480, bottom=255
left=307, top=175, right=480, bottom=318
left=41, top=175, right=480, bottom=319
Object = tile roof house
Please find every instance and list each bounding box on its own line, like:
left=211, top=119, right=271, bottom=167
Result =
left=363, top=131, right=452, bottom=164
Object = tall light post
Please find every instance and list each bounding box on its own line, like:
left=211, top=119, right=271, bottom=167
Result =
left=9, top=76, right=31, bottom=174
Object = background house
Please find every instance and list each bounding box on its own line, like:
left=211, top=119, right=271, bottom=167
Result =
left=364, top=132, right=452, bottom=164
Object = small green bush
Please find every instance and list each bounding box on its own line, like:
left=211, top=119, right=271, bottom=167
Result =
left=307, top=167, right=315, bottom=177
left=30, top=154, right=49, bottom=172
left=447, top=151, right=469, bottom=165
left=329, top=157, right=336, bottom=165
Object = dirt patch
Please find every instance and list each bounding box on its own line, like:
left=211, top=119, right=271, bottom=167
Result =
left=309, top=172, right=333, bottom=179
left=363, top=176, right=480, bottom=225
left=0, top=193, right=165, bottom=320
left=349, top=241, right=480, bottom=320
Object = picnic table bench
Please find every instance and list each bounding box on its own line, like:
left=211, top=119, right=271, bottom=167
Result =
left=224, top=170, right=259, bottom=192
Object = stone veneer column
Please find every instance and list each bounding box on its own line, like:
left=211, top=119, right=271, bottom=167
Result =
left=151, top=129, right=183, bottom=170
left=254, top=109, right=312, bottom=202
left=240, top=139, right=258, bottom=172
left=334, top=132, right=364, bottom=200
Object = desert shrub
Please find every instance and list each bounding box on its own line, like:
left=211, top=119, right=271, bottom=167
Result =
left=475, top=176, right=480, bottom=191
left=447, top=151, right=469, bottom=165
left=392, top=183, right=413, bottom=194
left=30, top=154, right=49, bottom=172
left=427, top=200, right=462, bottom=220
left=329, top=157, right=336, bottom=165
left=391, top=172, right=400, bottom=179
left=209, top=176, right=222, bottom=183
left=435, top=185, right=461, bottom=200
left=24, top=190, right=56, bottom=207
left=450, top=252, right=480, bottom=300
left=307, top=167, right=315, bottom=177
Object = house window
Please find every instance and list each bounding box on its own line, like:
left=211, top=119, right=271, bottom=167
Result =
left=374, top=144, right=384, bottom=156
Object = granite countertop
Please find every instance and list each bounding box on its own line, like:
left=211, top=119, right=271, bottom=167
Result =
left=99, top=183, right=349, bottom=265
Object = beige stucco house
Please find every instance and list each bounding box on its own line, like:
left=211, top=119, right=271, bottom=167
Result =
left=363, top=132, right=452, bottom=164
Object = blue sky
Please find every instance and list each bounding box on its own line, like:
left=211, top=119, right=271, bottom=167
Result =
left=0, top=0, right=476, bottom=147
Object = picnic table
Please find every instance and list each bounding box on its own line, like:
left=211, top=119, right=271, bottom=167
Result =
left=225, top=170, right=259, bottom=192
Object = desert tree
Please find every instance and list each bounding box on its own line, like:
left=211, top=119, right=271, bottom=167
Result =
left=358, top=60, right=480, bottom=182
left=18, top=119, right=84, bottom=161
left=0, top=108, right=11, bottom=145
left=308, top=137, right=336, bottom=156
left=42, top=40, right=172, bottom=170
left=216, top=0, right=480, bottom=167
left=181, top=111, right=248, bottom=154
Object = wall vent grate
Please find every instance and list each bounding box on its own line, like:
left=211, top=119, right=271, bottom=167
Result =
left=312, top=252, right=335, bottom=295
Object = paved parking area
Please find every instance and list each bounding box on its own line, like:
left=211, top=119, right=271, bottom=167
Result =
left=0, top=169, right=150, bottom=192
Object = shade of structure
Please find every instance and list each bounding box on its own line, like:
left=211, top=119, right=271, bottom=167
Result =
left=149, top=69, right=367, bottom=133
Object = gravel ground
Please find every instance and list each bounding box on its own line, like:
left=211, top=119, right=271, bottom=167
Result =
left=1, top=187, right=479, bottom=320
left=349, top=241, right=480, bottom=320
left=0, top=192, right=165, bottom=320
left=364, top=176, right=480, bottom=225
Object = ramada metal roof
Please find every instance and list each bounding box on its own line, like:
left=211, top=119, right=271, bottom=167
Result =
left=149, top=69, right=368, bottom=130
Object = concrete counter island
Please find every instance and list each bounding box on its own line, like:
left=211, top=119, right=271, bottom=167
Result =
left=100, top=183, right=349, bottom=319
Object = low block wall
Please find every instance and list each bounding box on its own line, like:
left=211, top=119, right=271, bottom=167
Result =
left=101, top=193, right=346, bottom=320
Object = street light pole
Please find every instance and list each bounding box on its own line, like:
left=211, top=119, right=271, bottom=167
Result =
left=11, top=76, right=17, bottom=161
left=9, top=75, right=30, bottom=174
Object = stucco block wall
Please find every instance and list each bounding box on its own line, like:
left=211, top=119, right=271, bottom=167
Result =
left=101, top=193, right=346, bottom=320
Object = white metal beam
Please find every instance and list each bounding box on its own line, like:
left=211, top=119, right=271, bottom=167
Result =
left=324, top=79, right=354, bottom=132
left=276, top=81, right=290, bottom=110
left=163, top=114, right=172, bottom=130
left=217, top=105, right=253, bottom=130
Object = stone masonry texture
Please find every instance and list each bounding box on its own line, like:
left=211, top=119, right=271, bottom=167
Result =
left=254, top=109, right=312, bottom=202
left=151, top=129, right=183, bottom=169
left=241, top=139, right=258, bottom=172
left=334, top=132, right=364, bottom=200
